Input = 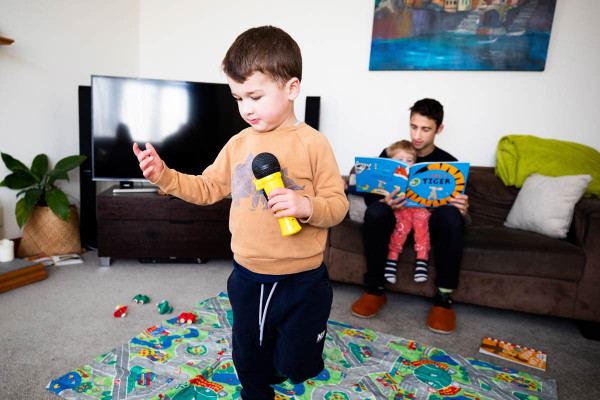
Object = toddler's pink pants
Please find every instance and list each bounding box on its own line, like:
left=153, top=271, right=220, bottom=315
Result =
left=388, top=207, right=431, bottom=260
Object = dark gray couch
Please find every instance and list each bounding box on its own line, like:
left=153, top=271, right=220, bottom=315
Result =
left=325, top=167, right=600, bottom=323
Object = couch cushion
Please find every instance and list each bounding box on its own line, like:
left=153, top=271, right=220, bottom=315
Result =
left=329, top=218, right=364, bottom=253
left=462, top=226, right=584, bottom=281
left=504, top=173, right=592, bottom=239
left=466, top=167, right=519, bottom=227
left=328, top=219, right=585, bottom=282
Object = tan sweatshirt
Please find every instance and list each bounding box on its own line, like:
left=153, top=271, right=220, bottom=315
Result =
left=154, top=122, right=349, bottom=275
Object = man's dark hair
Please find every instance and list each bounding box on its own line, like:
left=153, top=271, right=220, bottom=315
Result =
left=222, top=25, right=302, bottom=85
left=410, top=98, right=444, bottom=129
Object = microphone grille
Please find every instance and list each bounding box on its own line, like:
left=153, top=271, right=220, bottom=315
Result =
left=252, top=152, right=281, bottom=179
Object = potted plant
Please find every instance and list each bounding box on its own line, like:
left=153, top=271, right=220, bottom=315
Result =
left=0, top=152, right=86, bottom=257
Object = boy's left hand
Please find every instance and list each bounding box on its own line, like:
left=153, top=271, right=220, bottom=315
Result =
left=450, top=194, right=469, bottom=216
left=267, top=187, right=312, bottom=219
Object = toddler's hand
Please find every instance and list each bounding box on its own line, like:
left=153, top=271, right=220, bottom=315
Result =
left=381, top=188, right=406, bottom=210
left=267, top=188, right=312, bottom=220
left=133, top=142, right=164, bottom=183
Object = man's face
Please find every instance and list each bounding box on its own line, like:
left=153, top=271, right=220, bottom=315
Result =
left=227, top=72, right=298, bottom=133
left=410, top=113, right=442, bottom=156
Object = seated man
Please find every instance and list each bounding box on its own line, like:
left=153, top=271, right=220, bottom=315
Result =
left=351, top=98, right=469, bottom=334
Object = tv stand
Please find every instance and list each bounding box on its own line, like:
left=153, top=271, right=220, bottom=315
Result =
left=97, top=186, right=232, bottom=266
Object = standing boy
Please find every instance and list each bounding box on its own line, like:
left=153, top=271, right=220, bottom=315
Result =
left=133, top=26, right=348, bottom=399
left=351, top=98, right=469, bottom=334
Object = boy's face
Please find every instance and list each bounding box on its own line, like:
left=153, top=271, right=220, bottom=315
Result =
left=228, top=72, right=299, bottom=133
left=389, top=149, right=416, bottom=166
left=409, top=113, right=443, bottom=156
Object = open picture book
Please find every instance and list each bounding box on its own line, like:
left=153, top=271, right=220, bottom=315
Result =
left=354, top=157, right=470, bottom=207
left=26, top=253, right=83, bottom=266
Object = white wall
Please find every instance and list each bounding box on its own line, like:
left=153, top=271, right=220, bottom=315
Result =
left=138, top=0, right=600, bottom=175
left=0, top=0, right=140, bottom=239
left=1, top=0, right=599, bottom=239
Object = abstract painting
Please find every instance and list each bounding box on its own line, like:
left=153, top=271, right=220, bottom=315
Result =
left=369, top=0, right=557, bottom=71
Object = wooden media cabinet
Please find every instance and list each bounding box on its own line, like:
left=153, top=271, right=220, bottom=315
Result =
left=97, top=186, right=232, bottom=266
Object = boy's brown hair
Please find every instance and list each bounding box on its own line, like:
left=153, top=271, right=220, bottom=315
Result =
left=222, top=25, right=302, bottom=85
left=386, top=140, right=417, bottom=158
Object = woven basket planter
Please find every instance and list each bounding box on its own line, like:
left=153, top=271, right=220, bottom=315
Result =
left=17, top=205, right=81, bottom=258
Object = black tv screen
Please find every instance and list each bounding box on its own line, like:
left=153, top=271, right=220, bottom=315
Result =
left=91, top=75, right=247, bottom=182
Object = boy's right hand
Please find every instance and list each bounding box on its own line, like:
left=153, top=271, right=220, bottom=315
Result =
left=133, top=142, right=164, bottom=183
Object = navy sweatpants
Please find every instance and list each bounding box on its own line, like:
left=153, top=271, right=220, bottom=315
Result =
left=227, top=262, right=333, bottom=400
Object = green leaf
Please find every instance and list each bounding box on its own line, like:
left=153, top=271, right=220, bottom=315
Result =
left=45, top=189, right=70, bottom=221
left=24, top=188, right=43, bottom=209
left=1, top=153, right=29, bottom=173
left=55, top=155, right=86, bottom=172
left=15, top=198, right=34, bottom=228
left=0, top=170, right=38, bottom=189
left=48, top=155, right=86, bottom=185
left=47, top=168, right=70, bottom=186
left=30, top=154, right=48, bottom=181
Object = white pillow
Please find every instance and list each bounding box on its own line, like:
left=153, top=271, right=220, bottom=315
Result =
left=348, top=194, right=367, bottom=223
left=348, top=173, right=367, bottom=223
left=504, top=173, right=592, bottom=238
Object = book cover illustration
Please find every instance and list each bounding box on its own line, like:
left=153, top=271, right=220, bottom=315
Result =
left=479, top=337, right=547, bottom=371
left=354, top=157, right=470, bottom=207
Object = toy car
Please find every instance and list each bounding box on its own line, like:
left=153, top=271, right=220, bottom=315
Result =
left=132, top=294, right=150, bottom=304
left=156, top=300, right=173, bottom=314
left=114, top=305, right=128, bottom=318
left=177, top=312, right=197, bottom=325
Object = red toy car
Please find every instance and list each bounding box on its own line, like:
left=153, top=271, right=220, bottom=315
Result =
left=114, top=305, right=128, bottom=318
left=177, top=312, right=197, bottom=324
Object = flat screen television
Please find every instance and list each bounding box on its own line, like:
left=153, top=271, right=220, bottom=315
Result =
left=91, top=75, right=247, bottom=183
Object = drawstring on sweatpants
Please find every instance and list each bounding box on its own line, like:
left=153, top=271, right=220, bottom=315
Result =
left=259, top=282, right=278, bottom=346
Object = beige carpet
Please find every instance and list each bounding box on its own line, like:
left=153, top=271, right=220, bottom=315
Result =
left=0, top=251, right=599, bottom=399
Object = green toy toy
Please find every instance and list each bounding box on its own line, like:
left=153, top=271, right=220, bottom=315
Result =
left=156, top=300, right=173, bottom=314
left=132, top=294, right=150, bottom=304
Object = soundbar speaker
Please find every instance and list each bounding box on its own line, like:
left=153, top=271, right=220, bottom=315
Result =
left=305, top=96, right=321, bottom=131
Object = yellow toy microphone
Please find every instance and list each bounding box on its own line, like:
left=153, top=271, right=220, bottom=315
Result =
left=252, top=152, right=302, bottom=236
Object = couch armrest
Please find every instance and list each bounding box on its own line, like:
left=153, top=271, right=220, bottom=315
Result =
left=572, top=198, right=600, bottom=245
left=573, top=197, right=600, bottom=321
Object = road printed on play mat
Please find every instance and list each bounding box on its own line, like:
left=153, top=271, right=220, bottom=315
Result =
left=47, top=293, right=558, bottom=400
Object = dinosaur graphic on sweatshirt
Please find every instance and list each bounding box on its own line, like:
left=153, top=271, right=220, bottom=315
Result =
left=231, top=153, right=304, bottom=211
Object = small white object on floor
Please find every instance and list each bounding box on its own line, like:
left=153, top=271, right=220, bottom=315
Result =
left=0, top=238, right=14, bottom=262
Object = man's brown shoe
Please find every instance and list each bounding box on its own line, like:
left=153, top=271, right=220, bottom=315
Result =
left=352, top=293, right=387, bottom=318
left=427, top=305, right=456, bottom=334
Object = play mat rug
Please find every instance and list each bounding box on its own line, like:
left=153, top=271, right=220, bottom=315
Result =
left=47, top=293, right=557, bottom=400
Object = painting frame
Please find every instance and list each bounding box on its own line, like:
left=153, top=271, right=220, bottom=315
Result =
left=369, top=0, right=557, bottom=71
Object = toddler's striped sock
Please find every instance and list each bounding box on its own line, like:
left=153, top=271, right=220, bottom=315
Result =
left=414, top=259, right=429, bottom=283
